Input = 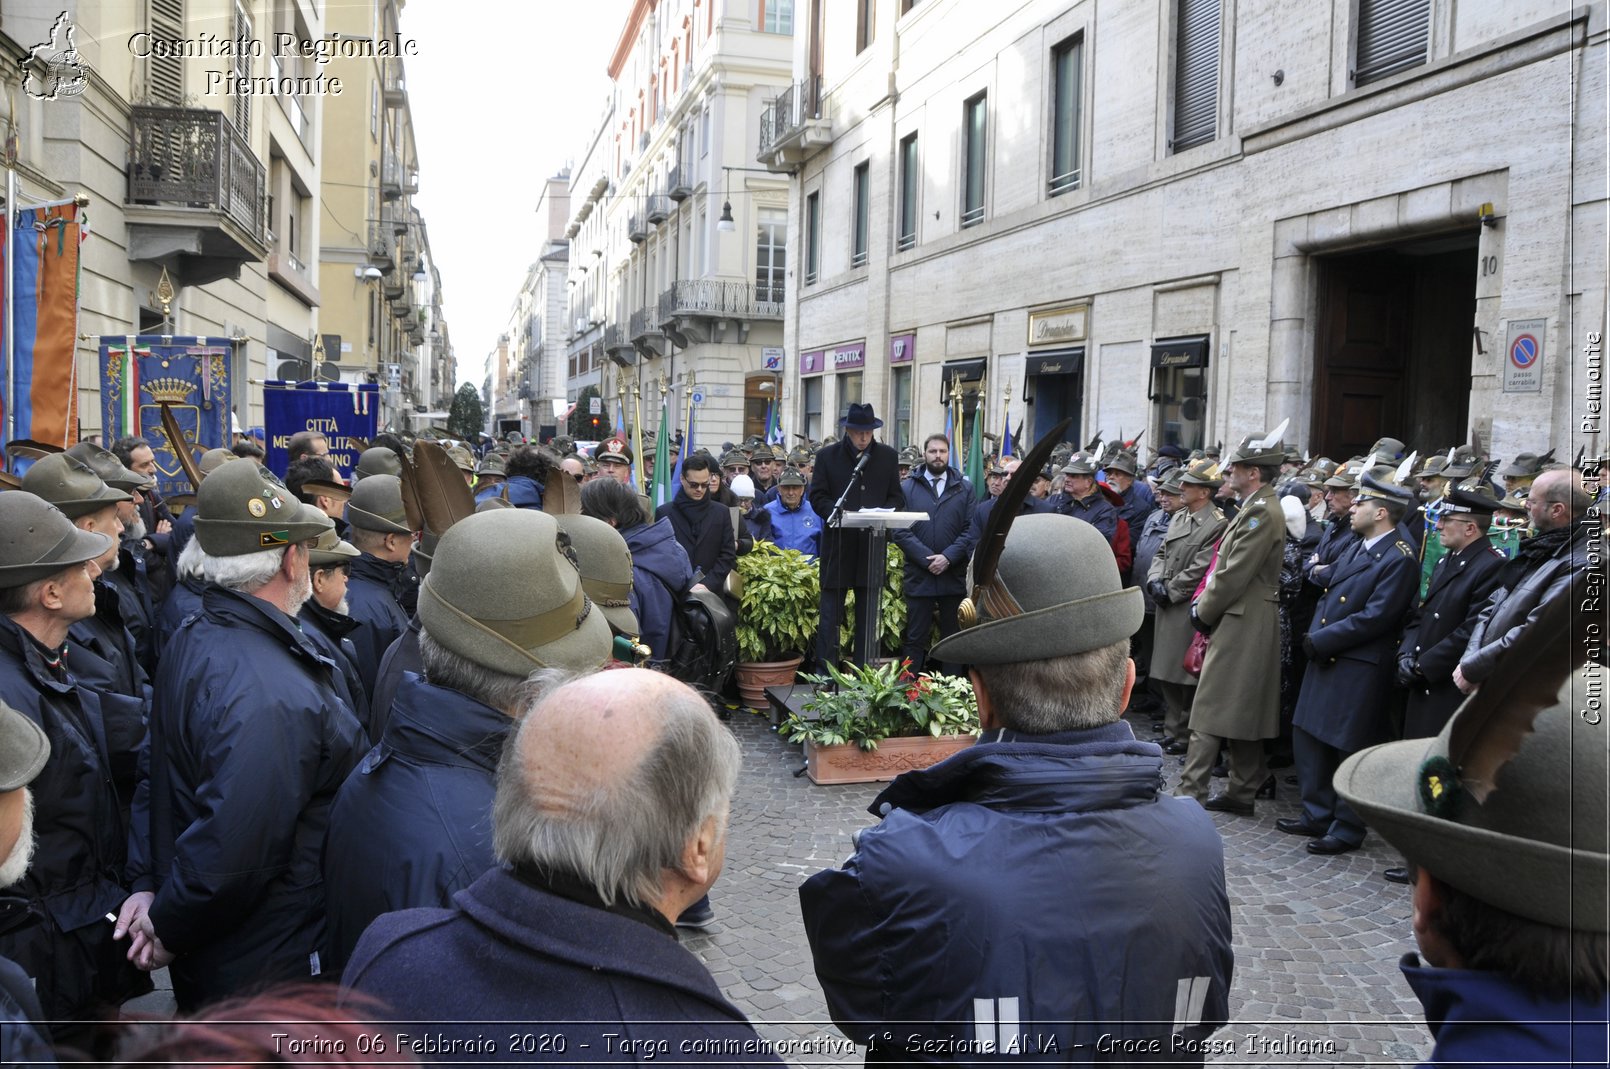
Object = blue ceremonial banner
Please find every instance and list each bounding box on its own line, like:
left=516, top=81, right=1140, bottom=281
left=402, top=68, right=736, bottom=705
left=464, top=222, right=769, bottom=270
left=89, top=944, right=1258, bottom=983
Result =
left=99, top=336, right=232, bottom=500
left=263, top=382, right=380, bottom=480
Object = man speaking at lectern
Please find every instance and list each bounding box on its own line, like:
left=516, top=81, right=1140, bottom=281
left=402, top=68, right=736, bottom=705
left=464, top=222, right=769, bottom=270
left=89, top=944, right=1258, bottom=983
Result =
left=810, top=403, right=905, bottom=668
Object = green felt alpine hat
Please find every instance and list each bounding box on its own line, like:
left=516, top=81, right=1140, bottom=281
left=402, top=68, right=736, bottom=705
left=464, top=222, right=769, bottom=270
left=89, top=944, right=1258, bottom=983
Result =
left=66, top=442, right=152, bottom=492
left=554, top=513, right=638, bottom=636
left=1336, top=664, right=1608, bottom=931
left=419, top=509, right=612, bottom=676
left=21, top=454, right=131, bottom=519
left=777, top=468, right=806, bottom=487
left=1176, top=458, right=1223, bottom=488
left=355, top=446, right=403, bottom=481
left=198, top=448, right=237, bottom=475
left=347, top=474, right=413, bottom=534
left=192, top=460, right=328, bottom=556
left=930, top=513, right=1143, bottom=666
left=0, top=492, right=113, bottom=588
left=1060, top=452, right=1098, bottom=476
left=0, top=698, right=49, bottom=791
left=1105, top=451, right=1140, bottom=477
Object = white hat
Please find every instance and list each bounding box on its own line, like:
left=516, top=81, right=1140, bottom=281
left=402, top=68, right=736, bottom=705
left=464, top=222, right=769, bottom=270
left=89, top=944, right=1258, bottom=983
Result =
left=1280, top=494, right=1307, bottom=540
left=729, top=474, right=755, bottom=500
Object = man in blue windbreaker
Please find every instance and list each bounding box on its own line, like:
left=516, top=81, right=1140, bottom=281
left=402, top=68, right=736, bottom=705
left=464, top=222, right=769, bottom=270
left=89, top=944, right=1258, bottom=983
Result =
left=800, top=513, right=1233, bottom=1063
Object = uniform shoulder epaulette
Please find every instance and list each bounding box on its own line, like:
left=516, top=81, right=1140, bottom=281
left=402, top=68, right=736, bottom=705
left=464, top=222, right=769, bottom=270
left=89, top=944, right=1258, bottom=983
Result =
left=1394, top=538, right=1415, bottom=557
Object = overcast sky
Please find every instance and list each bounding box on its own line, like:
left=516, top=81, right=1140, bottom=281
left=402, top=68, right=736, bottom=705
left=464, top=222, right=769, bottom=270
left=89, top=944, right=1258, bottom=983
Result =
left=400, top=0, right=630, bottom=387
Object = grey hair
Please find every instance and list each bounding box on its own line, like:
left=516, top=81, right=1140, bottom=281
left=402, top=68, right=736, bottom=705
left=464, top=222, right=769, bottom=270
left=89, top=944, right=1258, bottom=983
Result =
left=197, top=545, right=286, bottom=594
left=973, top=639, right=1132, bottom=733
left=492, top=683, right=741, bottom=908
left=174, top=537, right=206, bottom=581
left=417, top=627, right=566, bottom=714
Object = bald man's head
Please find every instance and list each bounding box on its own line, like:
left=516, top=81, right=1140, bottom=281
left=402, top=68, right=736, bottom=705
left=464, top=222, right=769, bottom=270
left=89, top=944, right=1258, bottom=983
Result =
left=493, top=669, right=741, bottom=910
left=1527, top=468, right=1591, bottom=532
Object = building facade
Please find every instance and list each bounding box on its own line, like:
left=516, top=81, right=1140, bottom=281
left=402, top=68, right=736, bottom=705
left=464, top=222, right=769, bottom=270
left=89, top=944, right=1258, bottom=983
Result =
left=769, top=0, right=1605, bottom=462
left=493, top=172, right=571, bottom=441
left=562, top=0, right=795, bottom=449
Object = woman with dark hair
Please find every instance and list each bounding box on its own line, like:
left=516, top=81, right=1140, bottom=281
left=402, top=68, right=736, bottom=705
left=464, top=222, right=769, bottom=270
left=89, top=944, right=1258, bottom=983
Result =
left=581, top=478, right=692, bottom=664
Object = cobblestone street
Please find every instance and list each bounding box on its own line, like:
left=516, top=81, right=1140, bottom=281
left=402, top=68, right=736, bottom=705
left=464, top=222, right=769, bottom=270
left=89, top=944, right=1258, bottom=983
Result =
left=681, top=709, right=1433, bottom=1067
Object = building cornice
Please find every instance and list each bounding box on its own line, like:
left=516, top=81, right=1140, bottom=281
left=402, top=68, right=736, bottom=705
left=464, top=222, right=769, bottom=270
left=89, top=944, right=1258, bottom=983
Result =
left=608, top=0, right=658, bottom=81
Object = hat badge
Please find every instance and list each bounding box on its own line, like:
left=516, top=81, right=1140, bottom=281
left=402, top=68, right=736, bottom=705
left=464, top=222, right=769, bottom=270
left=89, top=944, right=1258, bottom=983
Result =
left=247, top=498, right=267, bottom=518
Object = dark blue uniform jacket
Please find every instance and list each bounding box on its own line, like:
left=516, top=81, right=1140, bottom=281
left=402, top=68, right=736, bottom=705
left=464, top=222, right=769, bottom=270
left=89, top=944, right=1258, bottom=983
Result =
left=344, top=554, right=412, bottom=699
left=799, top=722, right=1234, bottom=1063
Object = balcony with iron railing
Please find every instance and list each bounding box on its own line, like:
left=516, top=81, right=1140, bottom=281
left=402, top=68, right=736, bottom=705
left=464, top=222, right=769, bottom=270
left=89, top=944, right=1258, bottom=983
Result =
left=126, top=105, right=268, bottom=286
left=757, top=77, right=831, bottom=172
left=646, top=192, right=671, bottom=224
left=627, top=213, right=648, bottom=243
left=656, top=278, right=783, bottom=346
left=667, top=160, right=694, bottom=201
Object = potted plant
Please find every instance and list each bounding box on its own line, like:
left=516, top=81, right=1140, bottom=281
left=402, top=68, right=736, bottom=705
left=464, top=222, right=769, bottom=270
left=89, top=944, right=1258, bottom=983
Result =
left=837, top=543, right=908, bottom=657
left=733, top=541, right=820, bottom=707
left=781, top=659, right=981, bottom=785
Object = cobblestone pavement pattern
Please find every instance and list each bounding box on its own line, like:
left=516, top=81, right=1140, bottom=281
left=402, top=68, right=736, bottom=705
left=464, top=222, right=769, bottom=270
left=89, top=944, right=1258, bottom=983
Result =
left=682, top=709, right=1433, bottom=1066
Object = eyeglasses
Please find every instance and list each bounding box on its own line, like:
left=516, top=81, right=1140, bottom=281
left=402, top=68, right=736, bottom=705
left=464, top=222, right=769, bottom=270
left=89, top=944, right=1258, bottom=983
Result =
left=684, top=478, right=711, bottom=491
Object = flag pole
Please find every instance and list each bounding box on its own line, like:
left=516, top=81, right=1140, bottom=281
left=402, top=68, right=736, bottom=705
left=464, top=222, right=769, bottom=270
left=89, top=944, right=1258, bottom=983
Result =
left=631, top=378, right=645, bottom=494
left=4, top=87, right=16, bottom=447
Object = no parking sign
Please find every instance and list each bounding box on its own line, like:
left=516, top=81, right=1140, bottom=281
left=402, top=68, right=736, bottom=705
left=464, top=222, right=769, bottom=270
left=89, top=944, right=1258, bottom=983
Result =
left=1502, top=318, right=1546, bottom=393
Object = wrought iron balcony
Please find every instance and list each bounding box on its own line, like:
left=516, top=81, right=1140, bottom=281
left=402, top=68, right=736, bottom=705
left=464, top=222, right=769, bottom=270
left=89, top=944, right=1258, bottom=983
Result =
left=627, top=213, right=648, bottom=243
left=646, top=192, right=671, bottom=224
left=757, top=77, right=831, bottom=172
left=658, top=278, right=783, bottom=324
left=126, top=105, right=267, bottom=285
left=668, top=161, right=694, bottom=201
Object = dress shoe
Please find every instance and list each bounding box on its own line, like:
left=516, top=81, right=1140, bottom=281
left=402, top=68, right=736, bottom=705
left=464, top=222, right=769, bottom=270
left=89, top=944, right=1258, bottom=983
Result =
left=1306, top=835, right=1360, bottom=856
left=1162, top=737, right=1189, bottom=755
left=1202, top=796, right=1254, bottom=816
left=1383, top=867, right=1411, bottom=885
left=1254, top=775, right=1277, bottom=800
left=1275, top=817, right=1326, bottom=838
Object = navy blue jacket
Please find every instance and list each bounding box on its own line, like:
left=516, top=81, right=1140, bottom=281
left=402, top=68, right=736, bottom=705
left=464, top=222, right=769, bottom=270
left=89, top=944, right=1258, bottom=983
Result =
left=299, top=600, right=372, bottom=745
left=66, top=580, right=150, bottom=802
left=146, top=585, right=368, bottom=1010
left=1295, top=531, right=1419, bottom=752
left=1303, top=516, right=1359, bottom=587
left=1396, top=537, right=1507, bottom=739
left=1117, top=479, right=1157, bottom=538
left=957, top=493, right=1051, bottom=562
left=156, top=575, right=205, bottom=650
left=0, top=616, right=148, bottom=1023
left=800, top=722, right=1233, bottom=1062
left=1131, top=507, right=1173, bottom=599
left=0, top=934, right=55, bottom=1065
left=1401, top=954, right=1607, bottom=1068
left=623, top=519, right=694, bottom=663
left=104, top=546, right=156, bottom=673
left=891, top=467, right=973, bottom=598
left=324, top=674, right=508, bottom=974
left=367, top=615, right=421, bottom=741
left=657, top=492, right=737, bottom=591
left=474, top=474, right=543, bottom=509
left=343, top=866, right=780, bottom=1065
left=1050, top=488, right=1120, bottom=545
left=345, top=554, right=412, bottom=700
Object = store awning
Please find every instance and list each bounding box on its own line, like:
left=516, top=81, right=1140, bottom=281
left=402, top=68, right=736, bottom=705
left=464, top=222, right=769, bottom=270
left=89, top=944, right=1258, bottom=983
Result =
left=1025, top=347, right=1084, bottom=376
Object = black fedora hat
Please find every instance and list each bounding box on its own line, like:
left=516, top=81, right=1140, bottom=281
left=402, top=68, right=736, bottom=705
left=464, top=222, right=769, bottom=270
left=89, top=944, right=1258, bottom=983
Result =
left=841, top=403, right=883, bottom=430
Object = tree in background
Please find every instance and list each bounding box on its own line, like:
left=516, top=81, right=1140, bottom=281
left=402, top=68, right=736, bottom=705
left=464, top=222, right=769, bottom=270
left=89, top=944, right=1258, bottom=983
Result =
left=567, top=385, right=609, bottom=440
left=447, top=382, right=485, bottom=438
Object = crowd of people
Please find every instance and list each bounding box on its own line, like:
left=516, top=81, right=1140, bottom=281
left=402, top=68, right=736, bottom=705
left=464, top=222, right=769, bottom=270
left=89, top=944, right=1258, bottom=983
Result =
left=0, top=408, right=1602, bottom=1066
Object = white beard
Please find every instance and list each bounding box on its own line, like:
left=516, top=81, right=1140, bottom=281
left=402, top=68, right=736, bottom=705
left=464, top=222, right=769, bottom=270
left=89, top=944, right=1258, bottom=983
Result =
left=126, top=517, right=147, bottom=542
left=0, top=789, right=36, bottom=889
left=286, top=567, right=314, bottom=617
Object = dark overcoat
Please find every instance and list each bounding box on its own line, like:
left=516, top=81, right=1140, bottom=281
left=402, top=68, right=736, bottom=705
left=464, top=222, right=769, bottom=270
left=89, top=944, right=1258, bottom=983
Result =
left=808, top=438, right=904, bottom=590
left=345, top=554, right=412, bottom=699
left=1294, top=531, right=1419, bottom=752
left=324, top=674, right=507, bottom=974
left=891, top=467, right=973, bottom=598
left=0, top=616, right=149, bottom=1021
left=1396, top=536, right=1506, bottom=738
left=343, top=867, right=781, bottom=1065
left=146, top=586, right=367, bottom=1010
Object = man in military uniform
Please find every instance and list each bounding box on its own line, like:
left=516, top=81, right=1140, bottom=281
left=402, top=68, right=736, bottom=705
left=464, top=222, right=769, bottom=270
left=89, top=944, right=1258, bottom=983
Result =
left=343, top=474, right=417, bottom=699
left=1148, top=461, right=1227, bottom=757
left=1050, top=452, right=1119, bottom=551
left=1305, top=459, right=1364, bottom=590
left=1182, top=429, right=1287, bottom=814
left=1280, top=471, right=1419, bottom=855
left=595, top=437, right=635, bottom=486
left=134, top=462, right=367, bottom=1010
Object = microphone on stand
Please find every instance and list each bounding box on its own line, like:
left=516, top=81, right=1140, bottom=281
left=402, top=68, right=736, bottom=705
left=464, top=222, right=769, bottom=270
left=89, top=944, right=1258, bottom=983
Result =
left=851, top=448, right=871, bottom=477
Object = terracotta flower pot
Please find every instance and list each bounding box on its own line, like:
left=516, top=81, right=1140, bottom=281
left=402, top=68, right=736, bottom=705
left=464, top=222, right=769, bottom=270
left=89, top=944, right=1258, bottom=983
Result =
left=734, top=655, right=804, bottom=710
left=804, top=733, right=977, bottom=785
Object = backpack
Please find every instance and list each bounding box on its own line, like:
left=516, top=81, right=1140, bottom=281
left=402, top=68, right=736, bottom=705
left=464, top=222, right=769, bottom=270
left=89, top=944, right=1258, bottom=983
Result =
left=661, top=583, right=738, bottom=699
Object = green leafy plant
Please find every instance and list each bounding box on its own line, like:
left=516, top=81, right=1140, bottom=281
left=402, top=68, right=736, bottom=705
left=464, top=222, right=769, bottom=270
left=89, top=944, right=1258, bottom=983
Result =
left=735, top=540, right=821, bottom=663
left=782, top=659, right=980, bottom=751
left=835, top=543, right=908, bottom=656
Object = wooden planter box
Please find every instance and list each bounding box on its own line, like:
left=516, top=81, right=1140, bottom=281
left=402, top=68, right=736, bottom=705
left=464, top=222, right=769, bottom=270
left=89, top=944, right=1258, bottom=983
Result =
left=804, top=733, right=977, bottom=785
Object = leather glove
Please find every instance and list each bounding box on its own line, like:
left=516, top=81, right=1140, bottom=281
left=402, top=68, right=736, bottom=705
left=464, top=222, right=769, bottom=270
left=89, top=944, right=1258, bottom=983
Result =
left=1147, top=579, right=1172, bottom=606
left=1302, top=635, right=1318, bottom=661
left=1395, top=654, right=1421, bottom=689
left=1189, top=604, right=1211, bottom=635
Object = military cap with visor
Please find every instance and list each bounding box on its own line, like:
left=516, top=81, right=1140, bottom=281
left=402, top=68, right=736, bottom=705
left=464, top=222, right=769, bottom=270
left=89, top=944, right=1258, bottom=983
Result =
left=1441, top=475, right=1502, bottom=516
left=596, top=437, right=633, bottom=465
left=419, top=509, right=612, bottom=676
left=21, top=454, right=131, bottom=519
left=0, top=491, right=114, bottom=588
left=347, top=474, right=413, bottom=534
left=1355, top=468, right=1416, bottom=508
left=192, top=460, right=328, bottom=556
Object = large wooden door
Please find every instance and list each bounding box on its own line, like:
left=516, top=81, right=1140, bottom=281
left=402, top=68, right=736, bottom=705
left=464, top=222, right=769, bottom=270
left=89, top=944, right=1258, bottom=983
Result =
left=1313, top=254, right=1410, bottom=459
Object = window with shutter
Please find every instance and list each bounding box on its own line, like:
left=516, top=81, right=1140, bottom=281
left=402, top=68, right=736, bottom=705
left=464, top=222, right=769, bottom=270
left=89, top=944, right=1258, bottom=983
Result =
left=1353, top=0, right=1430, bottom=86
left=233, top=1, right=252, bottom=136
left=148, top=0, right=185, bottom=104
left=1171, top=0, right=1219, bottom=153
